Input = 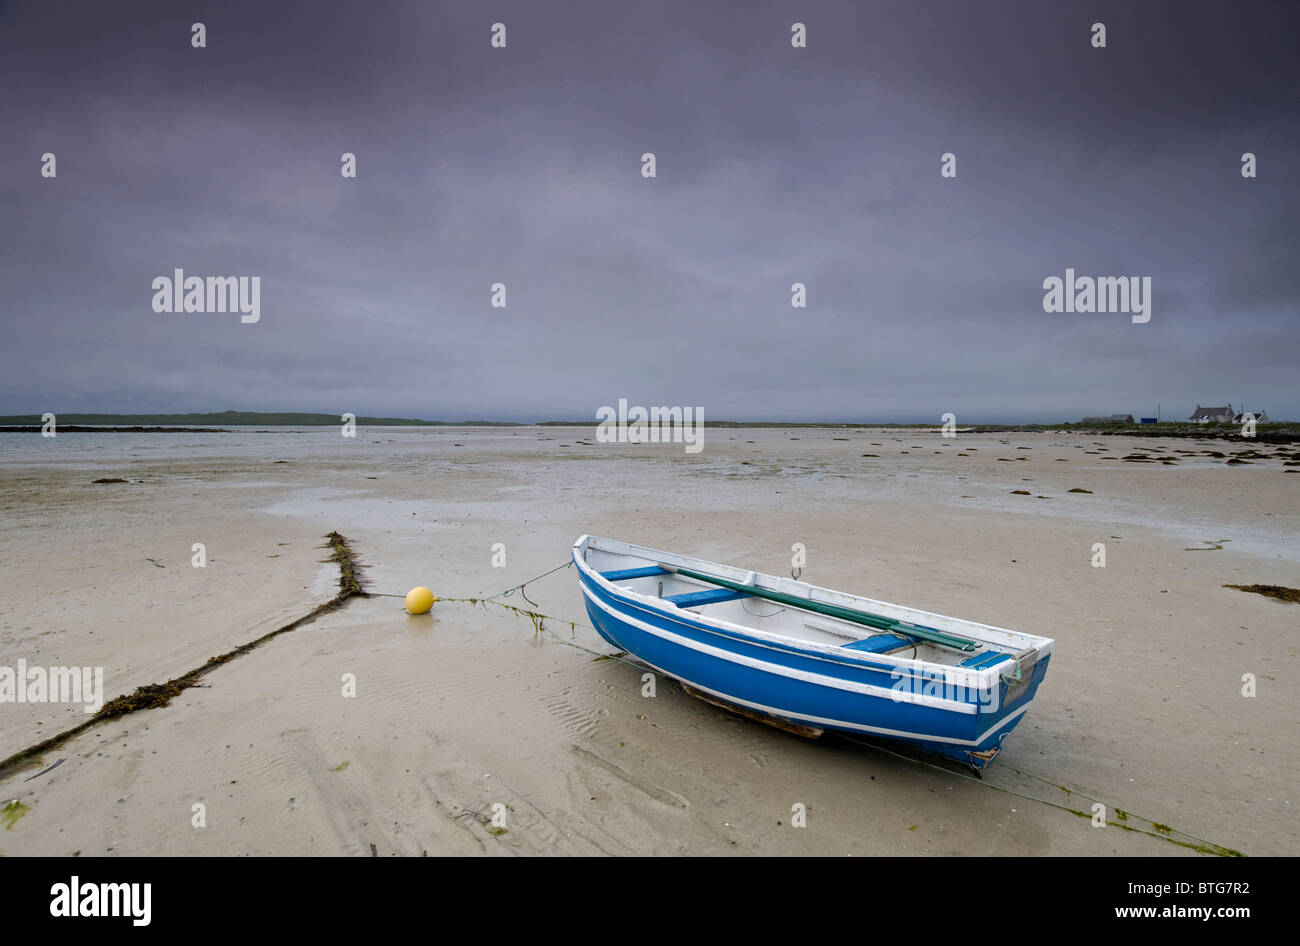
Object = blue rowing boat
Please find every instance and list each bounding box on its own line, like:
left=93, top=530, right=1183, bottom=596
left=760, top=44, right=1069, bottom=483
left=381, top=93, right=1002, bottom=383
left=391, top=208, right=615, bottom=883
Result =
left=573, top=535, right=1054, bottom=770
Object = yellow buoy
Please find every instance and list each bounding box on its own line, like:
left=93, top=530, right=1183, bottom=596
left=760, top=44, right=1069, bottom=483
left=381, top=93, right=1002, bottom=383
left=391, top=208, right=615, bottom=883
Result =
left=405, top=586, right=437, bottom=614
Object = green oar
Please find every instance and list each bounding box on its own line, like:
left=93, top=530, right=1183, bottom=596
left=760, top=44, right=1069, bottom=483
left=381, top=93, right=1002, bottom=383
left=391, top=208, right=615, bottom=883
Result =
left=659, top=564, right=979, bottom=652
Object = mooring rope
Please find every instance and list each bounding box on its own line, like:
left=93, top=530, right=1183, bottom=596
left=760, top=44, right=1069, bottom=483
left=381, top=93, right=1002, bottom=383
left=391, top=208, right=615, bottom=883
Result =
left=483, top=559, right=574, bottom=605
left=369, top=559, right=573, bottom=605
left=370, top=560, right=648, bottom=669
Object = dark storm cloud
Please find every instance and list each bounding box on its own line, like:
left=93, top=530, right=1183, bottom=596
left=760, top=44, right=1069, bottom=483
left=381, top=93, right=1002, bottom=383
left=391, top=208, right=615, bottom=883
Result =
left=0, top=0, right=1296, bottom=421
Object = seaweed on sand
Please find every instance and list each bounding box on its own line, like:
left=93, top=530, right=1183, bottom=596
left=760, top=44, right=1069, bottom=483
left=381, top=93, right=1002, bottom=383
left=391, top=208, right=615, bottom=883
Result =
left=0, top=532, right=368, bottom=781
left=1223, top=584, right=1300, bottom=604
left=3, top=798, right=30, bottom=829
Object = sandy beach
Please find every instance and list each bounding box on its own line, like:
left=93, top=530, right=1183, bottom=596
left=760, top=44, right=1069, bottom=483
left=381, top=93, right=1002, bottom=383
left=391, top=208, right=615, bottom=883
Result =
left=0, top=426, right=1296, bottom=856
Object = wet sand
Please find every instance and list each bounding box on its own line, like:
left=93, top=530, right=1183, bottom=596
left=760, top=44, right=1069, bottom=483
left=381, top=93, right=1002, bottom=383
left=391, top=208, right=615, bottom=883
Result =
left=0, top=427, right=1296, bottom=855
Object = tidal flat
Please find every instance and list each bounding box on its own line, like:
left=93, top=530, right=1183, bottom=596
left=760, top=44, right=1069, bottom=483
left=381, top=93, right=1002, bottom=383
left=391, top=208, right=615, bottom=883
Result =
left=0, top=426, right=1295, bottom=855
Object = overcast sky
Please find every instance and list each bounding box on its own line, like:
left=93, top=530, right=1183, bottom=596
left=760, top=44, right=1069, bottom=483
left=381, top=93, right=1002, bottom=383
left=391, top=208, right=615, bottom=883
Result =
left=1, top=0, right=1296, bottom=422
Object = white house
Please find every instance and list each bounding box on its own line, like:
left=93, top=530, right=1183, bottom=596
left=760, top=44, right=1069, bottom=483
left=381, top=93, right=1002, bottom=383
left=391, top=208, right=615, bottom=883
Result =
left=1189, top=404, right=1234, bottom=423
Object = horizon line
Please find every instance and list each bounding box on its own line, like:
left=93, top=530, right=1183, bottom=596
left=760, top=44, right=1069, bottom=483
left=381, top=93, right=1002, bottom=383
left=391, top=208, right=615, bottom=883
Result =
left=1, top=410, right=1291, bottom=427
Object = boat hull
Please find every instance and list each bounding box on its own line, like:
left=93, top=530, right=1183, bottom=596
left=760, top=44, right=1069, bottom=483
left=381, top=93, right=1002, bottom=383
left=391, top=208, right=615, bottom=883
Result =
left=578, top=561, right=1050, bottom=770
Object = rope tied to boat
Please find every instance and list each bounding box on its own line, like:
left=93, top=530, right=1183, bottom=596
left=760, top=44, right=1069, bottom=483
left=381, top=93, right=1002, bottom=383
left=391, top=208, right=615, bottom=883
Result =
left=370, top=559, right=573, bottom=608
left=483, top=559, right=573, bottom=606
left=371, top=559, right=651, bottom=666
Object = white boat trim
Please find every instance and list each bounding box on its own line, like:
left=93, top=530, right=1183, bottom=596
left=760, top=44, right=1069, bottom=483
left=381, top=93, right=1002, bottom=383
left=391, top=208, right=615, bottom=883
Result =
left=582, top=583, right=979, bottom=714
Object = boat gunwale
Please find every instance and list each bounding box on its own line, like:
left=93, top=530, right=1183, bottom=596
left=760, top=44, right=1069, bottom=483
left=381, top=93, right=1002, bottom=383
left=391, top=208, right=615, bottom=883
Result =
left=572, top=534, right=1054, bottom=688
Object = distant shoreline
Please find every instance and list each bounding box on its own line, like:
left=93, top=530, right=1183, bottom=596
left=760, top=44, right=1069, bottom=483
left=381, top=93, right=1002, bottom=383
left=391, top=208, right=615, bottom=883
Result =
left=0, top=425, right=235, bottom=433
left=2, top=410, right=1294, bottom=429
left=0, top=412, right=516, bottom=428
left=2, top=415, right=1296, bottom=442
